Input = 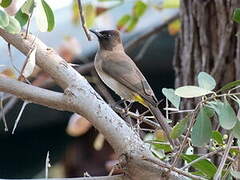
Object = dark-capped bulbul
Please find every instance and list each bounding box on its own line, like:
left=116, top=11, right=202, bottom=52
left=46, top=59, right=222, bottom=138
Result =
left=90, top=29, right=174, bottom=145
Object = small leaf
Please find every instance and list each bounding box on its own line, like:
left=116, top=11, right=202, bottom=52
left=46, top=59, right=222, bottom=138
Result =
left=162, top=0, right=180, bottom=8
left=233, top=8, right=240, bottom=23
left=12, top=101, right=29, bottom=134
left=168, top=19, right=180, bottom=35
left=218, top=80, right=240, bottom=92
left=35, top=0, right=55, bottom=32
left=133, top=1, right=147, bottom=17
left=83, top=4, right=96, bottom=28
left=15, top=9, right=29, bottom=27
left=93, top=133, right=104, bottom=151
left=212, top=131, right=224, bottom=145
left=0, top=0, right=12, bottom=8
left=232, top=120, right=240, bottom=139
left=170, top=116, right=189, bottom=139
left=181, top=154, right=217, bottom=179
left=4, top=16, right=21, bottom=34
left=192, top=107, right=212, bottom=147
left=0, top=9, right=9, bottom=28
left=162, top=88, right=180, bottom=109
left=208, top=100, right=237, bottom=130
left=21, top=0, right=35, bottom=15
left=117, top=14, right=130, bottom=30
left=230, top=169, right=240, bottom=179
left=198, top=72, right=216, bottom=91
left=21, top=47, right=36, bottom=78
left=175, top=86, right=213, bottom=98
left=152, top=141, right=172, bottom=153
left=126, top=16, right=138, bottom=32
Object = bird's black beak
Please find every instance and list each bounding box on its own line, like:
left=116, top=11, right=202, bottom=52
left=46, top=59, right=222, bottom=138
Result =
left=89, top=29, right=103, bottom=38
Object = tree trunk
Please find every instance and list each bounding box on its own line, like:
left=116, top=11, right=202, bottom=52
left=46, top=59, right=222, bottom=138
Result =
left=174, top=0, right=240, bottom=110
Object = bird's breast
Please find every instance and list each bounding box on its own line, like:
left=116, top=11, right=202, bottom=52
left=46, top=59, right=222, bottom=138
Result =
left=94, top=56, right=134, bottom=101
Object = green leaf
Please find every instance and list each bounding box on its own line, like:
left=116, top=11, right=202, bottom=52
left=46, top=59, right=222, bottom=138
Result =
left=181, top=154, right=217, bottom=179
left=35, top=0, right=55, bottom=32
left=21, top=0, right=35, bottom=15
left=212, top=131, right=224, bottom=145
left=15, top=9, right=29, bottom=27
left=208, top=100, right=237, bottom=130
left=233, top=8, right=240, bottom=23
left=230, top=169, right=240, bottom=179
left=133, top=1, right=147, bottom=17
left=198, top=72, right=216, bottom=90
left=117, top=14, right=130, bottom=30
left=175, top=86, right=213, bottom=98
left=0, top=9, right=9, bottom=28
left=0, top=0, right=12, bottom=8
left=162, top=88, right=180, bottom=109
left=218, top=80, right=240, bottom=92
left=126, top=16, right=138, bottom=32
left=151, top=141, right=172, bottom=153
left=83, top=4, right=96, bottom=28
left=4, top=16, right=21, bottom=34
left=232, top=120, right=240, bottom=139
left=192, top=107, right=212, bottom=147
left=170, top=116, right=189, bottom=139
left=162, top=0, right=180, bottom=8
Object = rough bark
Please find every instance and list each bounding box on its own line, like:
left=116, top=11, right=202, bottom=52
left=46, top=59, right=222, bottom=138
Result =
left=174, top=0, right=240, bottom=110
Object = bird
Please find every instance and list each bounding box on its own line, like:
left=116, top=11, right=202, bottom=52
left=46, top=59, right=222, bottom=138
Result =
left=90, top=29, right=174, bottom=146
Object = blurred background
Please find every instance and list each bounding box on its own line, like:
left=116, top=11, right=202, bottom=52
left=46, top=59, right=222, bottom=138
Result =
left=0, top=0, right=179, bottom=178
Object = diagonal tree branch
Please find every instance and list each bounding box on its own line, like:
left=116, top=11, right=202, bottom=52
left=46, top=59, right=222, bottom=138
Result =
left=0, top=29, right=199, bottom=179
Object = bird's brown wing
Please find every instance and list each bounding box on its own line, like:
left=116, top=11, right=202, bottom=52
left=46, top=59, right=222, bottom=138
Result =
left=101, top=53, right=158, bottom=106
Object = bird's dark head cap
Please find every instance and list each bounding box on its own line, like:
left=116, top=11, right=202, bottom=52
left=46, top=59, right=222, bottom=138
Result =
left=90, top=29, right=122, bottom=50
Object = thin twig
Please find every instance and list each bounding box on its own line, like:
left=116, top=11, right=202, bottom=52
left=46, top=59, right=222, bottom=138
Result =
left=45, top=151, right=50, bottom=179
left=0, top=96, right=18, bottom=120
left=143, top=157, right=207, bottom=180
left=77, top=0, right=91, bottom=41
left=170, top=108, right=199, bottom=169
left=0, top=92, right=8, bottom=131
left=182, top=147, right=224, bottom=170
left=24, top=12, right=33, bottom=39
left=214, top=134, right=234, bottom=180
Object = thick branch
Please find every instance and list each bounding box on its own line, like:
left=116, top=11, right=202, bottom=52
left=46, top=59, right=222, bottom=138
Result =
left=0, top=29, right=197, bottom=179
left=0, top=75, right=67, bottom=111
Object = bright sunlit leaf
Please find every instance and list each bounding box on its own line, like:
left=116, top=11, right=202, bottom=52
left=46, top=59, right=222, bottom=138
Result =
left=35, top=0, right=55, bottom=32
left=198, top=72, right=216, bottom=91
left=133, top=1, right=147, bottom=17
left=117, top=14, right=130, bottom=31
left=83, top=4, right=96, bottom=28
left=4, top=16, right=21, bottom=34
left=21, top=0, right=35, bottom=15
left=168, top=19, right=180, bottom=35
left=0, top=0, right=12, bottom=8
left=162, top=0, right=180, bottom=8
left=0, top=9, right=9, bottom=28
left=162, top=88, right=180, bottom=109
left=175, top=86, right=213, bottom=98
